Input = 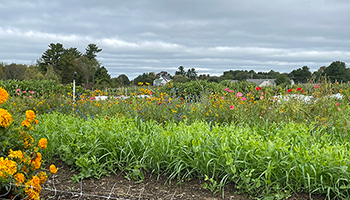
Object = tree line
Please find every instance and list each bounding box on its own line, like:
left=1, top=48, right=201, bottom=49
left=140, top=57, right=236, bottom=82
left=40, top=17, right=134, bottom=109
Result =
left=1, top=42, right=349, bottom=88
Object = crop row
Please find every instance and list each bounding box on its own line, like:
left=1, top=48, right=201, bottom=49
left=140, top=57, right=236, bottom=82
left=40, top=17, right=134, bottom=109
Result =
left=31, top=113, right=350, bottom=199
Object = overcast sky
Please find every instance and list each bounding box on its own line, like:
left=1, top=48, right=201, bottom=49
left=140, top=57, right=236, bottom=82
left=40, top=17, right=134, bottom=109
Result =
left=1, top=0, right=350, bottom=79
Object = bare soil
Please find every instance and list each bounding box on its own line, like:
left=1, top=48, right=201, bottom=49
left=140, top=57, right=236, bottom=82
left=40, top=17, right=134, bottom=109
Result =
left=40, top=159, right=326, bottom=200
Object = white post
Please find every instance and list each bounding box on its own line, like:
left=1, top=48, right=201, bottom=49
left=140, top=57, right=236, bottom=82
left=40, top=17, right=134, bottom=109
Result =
left=73, top=72, right=76, bottom=103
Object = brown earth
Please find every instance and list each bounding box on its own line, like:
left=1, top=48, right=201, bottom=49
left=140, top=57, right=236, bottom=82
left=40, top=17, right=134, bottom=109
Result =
left=39, top=159, right=326, bottom=200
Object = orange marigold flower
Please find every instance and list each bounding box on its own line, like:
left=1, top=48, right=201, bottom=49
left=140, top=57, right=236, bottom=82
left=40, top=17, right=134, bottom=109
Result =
left=0, top=109, right=13, bottom=128
left=8, top=149, right=24, bottom=160
left=32, top=175, right=40, bottom=187
left=34, top=152, right=42, bottom=162
left=24, top=179, right=40, bottom=199
left=0, top=87, right=9, bottom=104
left=38, top=171, right=48, bottom=184
left=25, top=110, right=36, bottom=122
left=35, top=119, right=39, bottom=125
left=32, top=160, right=42, bottom=170
left=0, top=157, right=17, bottom=177
left=38, top=138, right=47, bottom=149
left=21, top=119, right=31, bottom=127
left=14, top=173, right=25, bottom=186
left=50, top=164, right=58, bottom=174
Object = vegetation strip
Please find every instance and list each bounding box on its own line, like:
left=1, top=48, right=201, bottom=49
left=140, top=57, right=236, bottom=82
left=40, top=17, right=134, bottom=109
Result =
left=30, top=113, right=350, bottom=199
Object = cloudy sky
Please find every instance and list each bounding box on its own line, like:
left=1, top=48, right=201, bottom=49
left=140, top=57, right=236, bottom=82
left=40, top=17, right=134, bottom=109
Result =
left=1, top=0, right=350, bottom=79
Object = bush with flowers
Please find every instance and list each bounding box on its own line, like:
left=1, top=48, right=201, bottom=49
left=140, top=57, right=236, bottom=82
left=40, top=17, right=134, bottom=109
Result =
left=0, top=86, right=57, bottom=199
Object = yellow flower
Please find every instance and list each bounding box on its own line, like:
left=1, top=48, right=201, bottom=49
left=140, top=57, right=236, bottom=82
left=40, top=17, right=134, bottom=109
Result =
left=32, top=176, right=41, bottom=188
left=38, top=138, right=47, bottom=149
left=25, top=179, right=40, bottom=200
left=21, top=119, right=31, bottom=127
left=8, top=149, right=24, bottom=160
left=14, top=173, right=25, bottom=186
left=25, top=110, right=36, bottom=122
left=0, top=87, right=9, bottom=104
left=38, top=171, right=48, bottom=184
left=339, top=89, right=343, bottom=93
left=0, top=157, right=17, bottom=177
left=0, top=109, right=13, bottom=128
left=50, top=164, right=58, bottom=174
left=32, top=160, right=42, bottom=170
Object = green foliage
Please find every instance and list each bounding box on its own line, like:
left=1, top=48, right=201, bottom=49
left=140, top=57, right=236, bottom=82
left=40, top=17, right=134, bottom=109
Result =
left=172, top=75, right=189, bottom=83
left=31, top=114, right=350, bottom=198
left=324, top=61, right=350, bottom=82
left=290, top=66, right=312, bottom=83
left=94, top=66, right=111, bottom=89
left=275, top=73, right=291, bottom=86
left=117, top=74, right=130, bottom=86
left=133, top=72, right=156, bottom=86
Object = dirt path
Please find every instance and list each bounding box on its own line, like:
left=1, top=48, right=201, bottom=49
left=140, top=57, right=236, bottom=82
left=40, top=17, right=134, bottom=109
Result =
left=40, top=159, right=326, bottom=200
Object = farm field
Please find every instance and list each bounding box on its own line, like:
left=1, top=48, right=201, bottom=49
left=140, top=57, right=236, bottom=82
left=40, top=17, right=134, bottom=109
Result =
left=1, top=79, right=350, bottom=199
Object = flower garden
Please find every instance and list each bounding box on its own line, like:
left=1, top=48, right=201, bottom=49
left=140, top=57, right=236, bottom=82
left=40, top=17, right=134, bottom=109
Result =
left=1, top=79, right=350, bottom=199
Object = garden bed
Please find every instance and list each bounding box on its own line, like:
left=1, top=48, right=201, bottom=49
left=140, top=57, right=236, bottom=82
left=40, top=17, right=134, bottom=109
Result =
left=41, top=159, right=326, bottom=200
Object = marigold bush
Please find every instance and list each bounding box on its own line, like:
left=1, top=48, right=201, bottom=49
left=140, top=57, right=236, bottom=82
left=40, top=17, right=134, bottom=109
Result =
left=0, top=87, right=57, bottom=199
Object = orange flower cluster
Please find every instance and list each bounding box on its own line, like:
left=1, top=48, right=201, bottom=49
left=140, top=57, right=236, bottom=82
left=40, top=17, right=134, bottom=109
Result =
left=0, top=86, right=9, bottom=104
left=0, top=87, right=54, bottom=199
left=0, top=157, right=17, bottom=178
left=22, top=110, right=38, bottom=128
left=38, top=138, right=47, bottom=149
left=50, top=164, right=58, bottom=174
left=0, top=108, right=12, bottom=128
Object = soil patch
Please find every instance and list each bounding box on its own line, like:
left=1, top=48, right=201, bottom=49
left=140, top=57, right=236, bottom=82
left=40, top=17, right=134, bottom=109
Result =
left=40, top=159, right=326, bottom=200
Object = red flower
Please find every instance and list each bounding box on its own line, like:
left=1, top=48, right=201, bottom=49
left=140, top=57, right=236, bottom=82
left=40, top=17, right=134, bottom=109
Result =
left=287, top=89, right=292, bottom=93
left=180, top=98, right=183, bottom=101
left=301, top=90, right=305, bottom=93
left=158, top=102, right=161, bottom=105
left=256, top=87, right=262, bottom=91
left=297, top=87, right=302, bottom=91
left=130, top=102, right=132, bottom=104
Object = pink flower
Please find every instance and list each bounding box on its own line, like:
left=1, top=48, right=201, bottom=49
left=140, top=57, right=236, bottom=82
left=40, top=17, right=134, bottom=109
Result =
left=230, top=105, right=234, bottom=110
left=315, top=85, right=320, bottom=89
left=269, top=107, right=271, bottom=109
left=225, top=87, right=229, bottom=91
left=16, top=89, right=20, bottom=92
left=338, top=108, right=341, bottom=111
left=228, top=90, right=234, bottom=93
left=16, top=93, right=20, bottom=95
left=29, top=91, right=35, bottom=94
left=236, top=92, right=243, bottom=98
left=261, top=91, right=264, bottom=96
left=29, top=96, right=32, bottom=98
left=90, top=97, right=95, bottom=100
left=23, top=91, right=26, bottom=93
left=150, top=91, right=153, bottom=95
left=221, top=96, right=225, bottom=99
left=260, top=96, right=264, bottom=100
left=241, top=97, right=246, bottom=101
left=335, top=103, right=339, bottom=106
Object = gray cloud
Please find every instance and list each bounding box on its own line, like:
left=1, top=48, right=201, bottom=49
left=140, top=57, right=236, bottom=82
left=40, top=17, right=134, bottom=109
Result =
left=1, top=0, right=350, bottom=79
